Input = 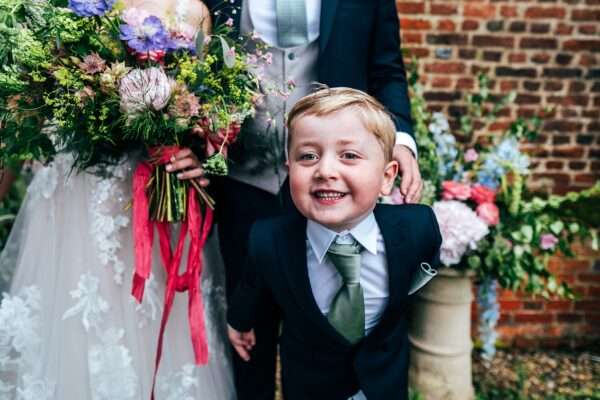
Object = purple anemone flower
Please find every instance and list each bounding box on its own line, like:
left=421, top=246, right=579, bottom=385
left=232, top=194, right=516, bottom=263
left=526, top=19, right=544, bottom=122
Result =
left=68, top=0, right=115, bottom=17
left=120, top=16, right=173, bottom=53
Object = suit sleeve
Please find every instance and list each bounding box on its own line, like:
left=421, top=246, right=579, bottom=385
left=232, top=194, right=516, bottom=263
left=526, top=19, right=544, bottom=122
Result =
left=227, top=223, right=270, bottom=332
left=408, top=206, right=443, bottom=295
left=368, top=0, right=414, bottom=136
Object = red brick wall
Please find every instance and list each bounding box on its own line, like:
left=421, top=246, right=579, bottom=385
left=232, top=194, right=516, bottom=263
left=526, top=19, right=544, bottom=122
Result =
left=396, top=0, right=600, bottom=346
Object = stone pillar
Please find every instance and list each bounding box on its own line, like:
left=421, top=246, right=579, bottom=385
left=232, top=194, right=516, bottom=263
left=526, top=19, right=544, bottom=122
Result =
left=408, top=268, right=475, bottom=400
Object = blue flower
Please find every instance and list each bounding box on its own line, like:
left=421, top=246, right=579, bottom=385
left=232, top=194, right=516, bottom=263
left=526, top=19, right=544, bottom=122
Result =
left=120, top=16, right=173, bottom=53
left=478, top=278, right=499, bottom=361
left=68, top=0, right=115, bottom=17
left=477, top=137, right=529, bottom=189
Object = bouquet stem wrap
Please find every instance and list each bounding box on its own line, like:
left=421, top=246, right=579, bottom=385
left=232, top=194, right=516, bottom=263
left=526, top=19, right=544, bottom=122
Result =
left=131, top=146, right=213, bottom=399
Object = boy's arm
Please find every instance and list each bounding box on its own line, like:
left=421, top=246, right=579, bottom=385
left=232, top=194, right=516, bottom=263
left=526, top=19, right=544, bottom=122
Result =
left=226, top=223, right=270, bottom=333
left=408, top=207, right=443, bottom=295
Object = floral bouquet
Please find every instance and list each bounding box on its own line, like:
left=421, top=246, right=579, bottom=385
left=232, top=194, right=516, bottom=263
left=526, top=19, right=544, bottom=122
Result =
left=401, top=68, right=600, bottom=358
left=0, top=0, right=270, bottom=385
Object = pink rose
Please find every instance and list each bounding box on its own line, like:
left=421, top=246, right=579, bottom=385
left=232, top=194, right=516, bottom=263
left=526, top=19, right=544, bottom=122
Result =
left=470, top=184, right=497, bottom=205
left=442, top=181, right=471, bottom=201
left=540, top=233, right=559, bottom=250
left=464, top=148, right=479, bottom=162
left=476, top=202, right=500, bottom=225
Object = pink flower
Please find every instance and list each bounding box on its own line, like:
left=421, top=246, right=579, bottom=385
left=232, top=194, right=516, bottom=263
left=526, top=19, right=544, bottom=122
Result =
left=442, top=181, right=471, bottom=201
left=135, top=50, right=166, bottom=63
left=540, top=233, right=559, bottom=250
left=225, top=17, right=234, bottom=27
left=79, top=53, right=106, bottom=74
left=476, top=202, right=500, bottom=225
left=470, top=184, right=497, bottom=205
left=464, top=148, right=479, bottom=162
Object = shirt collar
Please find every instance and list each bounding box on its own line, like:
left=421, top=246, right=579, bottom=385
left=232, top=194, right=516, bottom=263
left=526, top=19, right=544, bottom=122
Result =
left=306, top=213, right=379, bottom=264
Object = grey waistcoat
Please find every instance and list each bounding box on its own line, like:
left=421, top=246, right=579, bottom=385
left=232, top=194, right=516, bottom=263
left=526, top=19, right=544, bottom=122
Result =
left=227, top=0, right=319, bottom=194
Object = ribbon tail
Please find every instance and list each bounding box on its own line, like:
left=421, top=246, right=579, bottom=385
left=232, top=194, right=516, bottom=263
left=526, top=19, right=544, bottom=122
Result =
left=132, top=162, right=153, bottom=303
left=186, top=189, right=212, bottom=364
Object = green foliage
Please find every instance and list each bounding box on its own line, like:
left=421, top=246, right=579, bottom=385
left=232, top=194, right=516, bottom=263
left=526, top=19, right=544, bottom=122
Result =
left=408, top=61, right=599, bottom=298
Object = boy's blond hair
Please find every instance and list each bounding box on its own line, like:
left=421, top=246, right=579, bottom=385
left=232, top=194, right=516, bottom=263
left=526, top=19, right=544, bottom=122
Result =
left=287, top=87, right=397, bottom=161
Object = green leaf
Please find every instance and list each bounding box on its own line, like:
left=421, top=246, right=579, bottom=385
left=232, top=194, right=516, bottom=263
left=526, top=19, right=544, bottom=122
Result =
left=468, top=255, right=481, bottom=269
left=513, top=244, right=525, bottom=258
left=550, top=220, right=564, bottom=235
left=568, top=223, right=580, bottom=234
left=219, top=36, right=235, bottom=68
left=520, top=225, right=533, bottom=243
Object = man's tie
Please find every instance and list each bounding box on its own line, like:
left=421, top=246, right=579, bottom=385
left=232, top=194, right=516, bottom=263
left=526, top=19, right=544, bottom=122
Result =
left=326, top=237, right=365, bottom=344
left=276, top=0, right=308, bottom=47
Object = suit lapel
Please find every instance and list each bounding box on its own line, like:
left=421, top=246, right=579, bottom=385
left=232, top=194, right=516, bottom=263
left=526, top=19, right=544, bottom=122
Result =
left=319, top=0, right=339, bottom=55
left=277, top=215, right=352, bottom=347
left=367, top=206, right=415, bottom=341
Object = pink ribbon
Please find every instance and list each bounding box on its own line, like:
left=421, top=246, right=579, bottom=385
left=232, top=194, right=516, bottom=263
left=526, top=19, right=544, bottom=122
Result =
left=131, top=146, right=213, bottom=399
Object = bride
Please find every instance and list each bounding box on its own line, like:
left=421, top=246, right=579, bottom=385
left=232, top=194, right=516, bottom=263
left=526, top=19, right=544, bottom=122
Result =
left=0, top=1, right=236, bottom=399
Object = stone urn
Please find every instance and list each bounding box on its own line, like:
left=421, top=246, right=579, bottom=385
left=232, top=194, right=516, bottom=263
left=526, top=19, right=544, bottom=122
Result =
left=408, top=267, right=475, bottom=400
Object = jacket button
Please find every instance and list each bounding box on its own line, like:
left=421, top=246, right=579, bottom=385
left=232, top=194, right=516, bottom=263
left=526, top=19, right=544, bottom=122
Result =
left=288, top=52, right=296, bottom=61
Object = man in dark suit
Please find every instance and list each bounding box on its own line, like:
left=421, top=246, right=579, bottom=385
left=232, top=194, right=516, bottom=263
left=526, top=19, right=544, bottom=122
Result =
left=171, top=2, right=424, bottom=399
left=228, top=88, right=441, bottom=400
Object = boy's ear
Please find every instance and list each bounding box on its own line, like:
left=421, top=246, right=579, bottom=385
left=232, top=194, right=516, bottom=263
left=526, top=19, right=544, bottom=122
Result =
left=380, top=160, right=399, bottom=196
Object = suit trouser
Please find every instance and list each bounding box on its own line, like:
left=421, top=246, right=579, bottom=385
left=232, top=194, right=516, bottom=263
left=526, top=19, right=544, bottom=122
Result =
left=215, top=176, right=293, bottom=400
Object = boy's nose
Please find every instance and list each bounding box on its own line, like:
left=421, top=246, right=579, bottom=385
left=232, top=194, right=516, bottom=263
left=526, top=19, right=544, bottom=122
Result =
left=314, top=156, right=338, bottom=180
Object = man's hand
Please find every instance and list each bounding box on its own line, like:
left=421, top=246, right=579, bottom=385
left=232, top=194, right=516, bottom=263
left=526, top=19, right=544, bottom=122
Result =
left=393, top=144, right=422, bottom=203
left=228, top=325, right=256, bottom=362
left=165, top=147, right=209, bottom=187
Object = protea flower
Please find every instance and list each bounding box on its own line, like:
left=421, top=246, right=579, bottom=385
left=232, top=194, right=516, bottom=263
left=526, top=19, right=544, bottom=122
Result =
left=119, top=67, right=174, bottom=114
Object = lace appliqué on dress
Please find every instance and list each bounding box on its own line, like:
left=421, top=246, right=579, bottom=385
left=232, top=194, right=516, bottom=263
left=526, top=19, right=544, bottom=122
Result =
left=88, top=328, right=138, bottom=400
left=62, top=272, right=110, bottom=332
left=0, top=287, right=56, bottom=399
left=157, top=364, right=199, bottom=400
left=88, top=163, right=131, bottom=285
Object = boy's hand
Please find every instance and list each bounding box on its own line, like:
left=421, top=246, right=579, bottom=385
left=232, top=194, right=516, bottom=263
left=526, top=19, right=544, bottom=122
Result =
left=227, top=325, right=256, bottom=362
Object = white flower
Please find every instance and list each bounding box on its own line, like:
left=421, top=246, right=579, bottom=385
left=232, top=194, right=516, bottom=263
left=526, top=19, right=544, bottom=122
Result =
left=433, top=201, right=489, bottom=266
left=119, top=67, right=174, bottom=114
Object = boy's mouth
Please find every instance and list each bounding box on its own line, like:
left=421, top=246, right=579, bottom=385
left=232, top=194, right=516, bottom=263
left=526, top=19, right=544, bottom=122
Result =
left=312, top=190, right=347, bottom=202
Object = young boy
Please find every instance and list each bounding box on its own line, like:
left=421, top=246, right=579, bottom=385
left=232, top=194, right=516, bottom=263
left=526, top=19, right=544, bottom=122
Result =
left=227, top=88, right=442, bottom=400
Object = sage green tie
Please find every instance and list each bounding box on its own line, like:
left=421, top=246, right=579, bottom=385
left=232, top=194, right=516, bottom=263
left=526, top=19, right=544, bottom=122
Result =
left=276, top=0, right=308, bottom=47
left=326, top=237, right=365, bottom=344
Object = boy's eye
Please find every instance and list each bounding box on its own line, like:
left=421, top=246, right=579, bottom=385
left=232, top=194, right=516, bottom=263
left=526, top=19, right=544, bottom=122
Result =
left=341, top=152, right=360, bottom=160
left=298, top=152, right=318, bottom=161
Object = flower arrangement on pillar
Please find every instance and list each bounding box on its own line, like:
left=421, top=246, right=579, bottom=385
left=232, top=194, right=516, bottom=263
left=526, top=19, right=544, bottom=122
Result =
left=402, top=64, right=599, bottom=399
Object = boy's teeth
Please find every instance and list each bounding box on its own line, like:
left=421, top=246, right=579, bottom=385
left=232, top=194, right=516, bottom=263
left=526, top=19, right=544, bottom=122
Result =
left=316, top=192, right=344, bottom=200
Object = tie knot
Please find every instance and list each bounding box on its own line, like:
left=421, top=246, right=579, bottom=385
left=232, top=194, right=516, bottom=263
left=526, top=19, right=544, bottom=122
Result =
left=327, top=237, right=362, bottom=284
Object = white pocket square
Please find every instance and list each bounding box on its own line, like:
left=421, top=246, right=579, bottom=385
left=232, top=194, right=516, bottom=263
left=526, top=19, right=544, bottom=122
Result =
left=408, top=262, right=438, bottom=295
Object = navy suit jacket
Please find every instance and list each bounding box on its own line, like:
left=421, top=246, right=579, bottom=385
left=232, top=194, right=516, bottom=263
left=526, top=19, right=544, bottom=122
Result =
left=228, top=204, right=442, bottom=400
left=203, top=0, right=414, bottom=136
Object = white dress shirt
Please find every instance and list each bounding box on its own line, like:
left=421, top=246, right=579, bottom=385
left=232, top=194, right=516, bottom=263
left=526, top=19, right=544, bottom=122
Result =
left=306, top=213, right=389, bottom=336
left=248, top=0, right=418, bottom=157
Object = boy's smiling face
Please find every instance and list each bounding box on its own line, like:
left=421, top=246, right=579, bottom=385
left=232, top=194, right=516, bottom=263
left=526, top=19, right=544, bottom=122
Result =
left=287, top=109, right=398, bottom=232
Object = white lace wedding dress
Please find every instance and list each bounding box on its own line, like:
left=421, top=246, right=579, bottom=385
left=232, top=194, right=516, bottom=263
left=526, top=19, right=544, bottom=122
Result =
left=0, top=154, right=236, bottom=399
